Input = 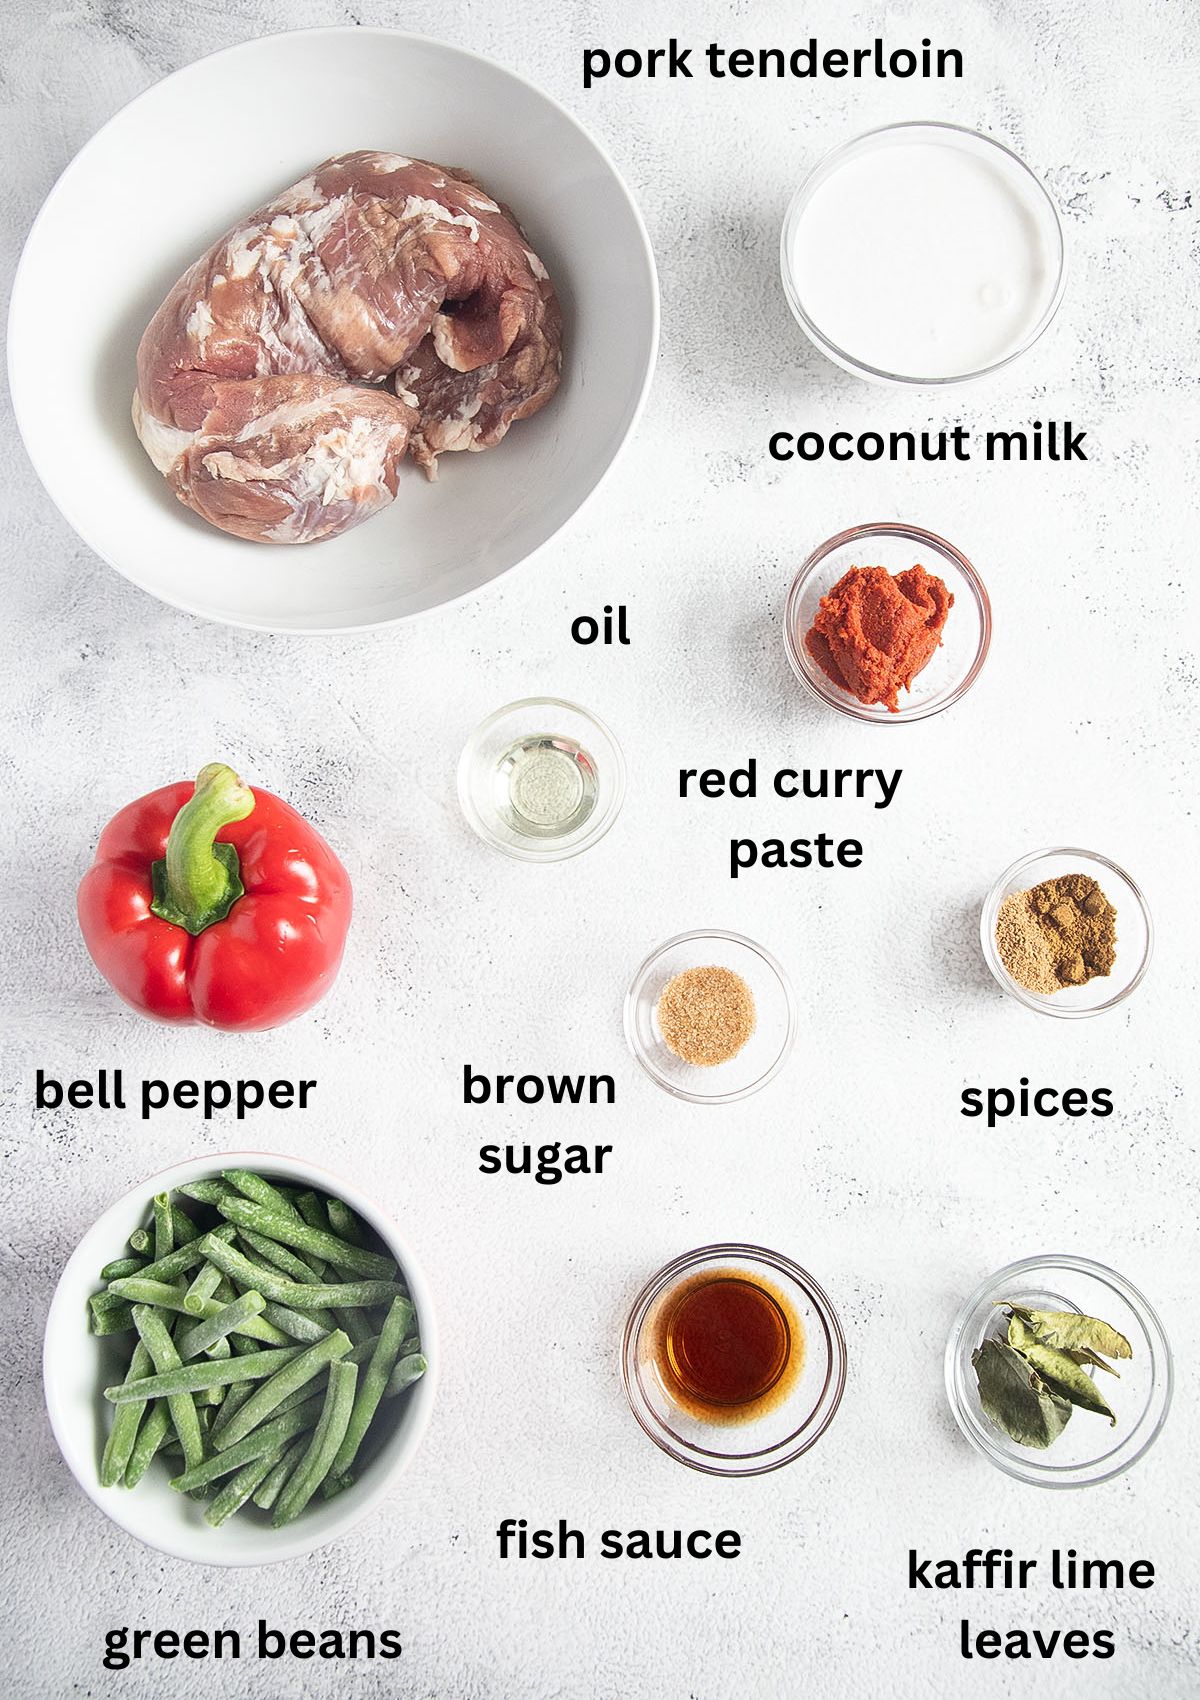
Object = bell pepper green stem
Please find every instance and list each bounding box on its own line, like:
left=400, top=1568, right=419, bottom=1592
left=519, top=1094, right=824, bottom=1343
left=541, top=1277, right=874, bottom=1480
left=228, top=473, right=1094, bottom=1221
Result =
left=150, top=763, right=255, bottom=935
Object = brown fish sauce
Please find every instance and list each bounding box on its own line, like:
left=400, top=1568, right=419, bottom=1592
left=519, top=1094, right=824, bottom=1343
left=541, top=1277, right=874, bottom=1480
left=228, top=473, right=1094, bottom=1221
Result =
left=651, top=1268, right=805, bottom=1425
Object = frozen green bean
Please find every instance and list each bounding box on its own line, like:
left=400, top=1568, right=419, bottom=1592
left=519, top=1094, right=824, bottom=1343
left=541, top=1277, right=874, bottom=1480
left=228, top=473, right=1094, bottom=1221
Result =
left=175, top=1291, right=267, bottom=1361
left=90, top=1288, right=133, bottom=1318
left=215, top=1195, right=395, bottom=1279
left=384, top=1354, right=428, bottom=1399
left=100, top=1256, right=145, bottom=1282
left=181, top=1287, right=289, bottom=1346
left=273, top=1361, right=358, bottom=1528
left=170, top=1393, right=325, bottom=1491
left=294, top=1191, right=330, bottom=1232
left=215, top=1331, right=351, bottom=1451
left=208, top=1379, right=256, bottom=1445
left=333, top=1306, right=373, bottom=1347
left=333, top=1297, right=410, bottom=1476
left=89, top=1294, right=134, bottom=1335
left=222, top=1170, right=305, bottom=1219
left=238, top=1227, right=330, bottom=1289
left=199, top=1234, right=404, bottom=1309
left=266, top=1334, right=376, bottom=1423
left=128, top=1227, right=151, bottom=1255
left=204, top=1452, right=282, bottom=1527
left=108, top=1277, right=192, bottom=1313
left=124, top=1399, right=171, bottom=1487
left=287, top=1191, right=331, bottom=1277
left=99, top=1341, right=152, bottom=1487
left=326, top=1198, right=365, bottom=1246
left=105, top=1344, right=302, bottom=1402
left=170, top=1204, right=201, bottom=1247
left=183, top=1260, right=225, bottom=1312
left=129, top=1222, right=236, bottom=1289
left=252, top=1439, right=305, bottom=1510
left=153, top=1193, right=174, bottom=1261
left=177, top=1178, right=236, bottom=1206
left=262, top=1302, right=330, bottom=1345
left=132, top=1306, right=204, bottom=1474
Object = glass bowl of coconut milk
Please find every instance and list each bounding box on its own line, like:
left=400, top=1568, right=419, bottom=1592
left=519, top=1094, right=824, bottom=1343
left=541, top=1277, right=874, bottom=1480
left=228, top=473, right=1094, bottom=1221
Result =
left=781, top=121, right=1066, bottom=385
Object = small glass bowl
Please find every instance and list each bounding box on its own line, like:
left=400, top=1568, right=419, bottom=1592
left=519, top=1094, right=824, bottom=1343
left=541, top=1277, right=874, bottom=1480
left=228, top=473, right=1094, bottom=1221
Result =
left=780, top=121, right=1066, bottom=386
left=624, top=930, right=796, bottom=1103
left=783, top=522, right=991, bottom=723
left=457, top=697, right=625, bottom=862
left=981, top=847, right=1153, bottom=1017
left=945, top=1255, right=1172, bottom=1488
left=622, top=1244, right=847, bottom=1476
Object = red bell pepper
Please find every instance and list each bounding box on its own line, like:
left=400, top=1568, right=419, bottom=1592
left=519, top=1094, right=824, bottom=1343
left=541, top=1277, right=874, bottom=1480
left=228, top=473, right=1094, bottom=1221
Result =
left=77, top=762, right=352, bottom=1031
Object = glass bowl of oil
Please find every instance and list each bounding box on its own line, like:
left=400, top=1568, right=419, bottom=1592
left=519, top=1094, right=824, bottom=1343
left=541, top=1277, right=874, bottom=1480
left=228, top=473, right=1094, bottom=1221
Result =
left=457, top=697, right=626, bottom=862
left=622, top=1244, right=847, bottom=1475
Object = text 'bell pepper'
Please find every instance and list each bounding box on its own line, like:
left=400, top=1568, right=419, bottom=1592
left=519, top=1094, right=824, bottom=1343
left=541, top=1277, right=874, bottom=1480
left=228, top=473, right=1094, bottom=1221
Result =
left=77, top=762, right=352, bottom=1031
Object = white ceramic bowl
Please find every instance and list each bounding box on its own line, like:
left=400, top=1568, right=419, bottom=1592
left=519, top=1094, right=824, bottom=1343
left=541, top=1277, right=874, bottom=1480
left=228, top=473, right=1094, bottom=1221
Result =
left=9, top=28, right=658, bottom=632
left=43, top=1151, right=438, bottom=1566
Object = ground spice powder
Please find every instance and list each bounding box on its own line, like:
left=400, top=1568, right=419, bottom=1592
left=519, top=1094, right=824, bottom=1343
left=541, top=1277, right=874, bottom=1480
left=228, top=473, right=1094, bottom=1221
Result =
left=995, top=874, right=1118, bottom=995
left=657, top=966, right=756, bottom=1066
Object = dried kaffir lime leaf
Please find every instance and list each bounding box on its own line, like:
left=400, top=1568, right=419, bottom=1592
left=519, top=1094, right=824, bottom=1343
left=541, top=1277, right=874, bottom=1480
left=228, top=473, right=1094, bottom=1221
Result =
left=972, top=1339, right=1074, bottom=1450
left=1064, top=1347, right=1120, bottom=1379
left=1006, top=1304, right=1132, bottom=1362
left=1007, top=1316, right=1118, bottom=1426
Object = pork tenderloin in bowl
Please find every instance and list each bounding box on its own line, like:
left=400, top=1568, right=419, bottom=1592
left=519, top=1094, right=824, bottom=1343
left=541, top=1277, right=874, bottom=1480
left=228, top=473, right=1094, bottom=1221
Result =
left=9, top=28, right=658, bottom=631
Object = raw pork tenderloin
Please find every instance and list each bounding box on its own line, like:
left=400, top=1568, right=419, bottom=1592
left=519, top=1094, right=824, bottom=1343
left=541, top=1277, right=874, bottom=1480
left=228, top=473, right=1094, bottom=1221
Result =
left=134, top=152, right=562, bottom=544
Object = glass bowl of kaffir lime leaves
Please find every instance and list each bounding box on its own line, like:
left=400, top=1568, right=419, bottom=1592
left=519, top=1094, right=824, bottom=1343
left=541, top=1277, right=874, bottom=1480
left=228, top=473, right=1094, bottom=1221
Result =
left=945, top=1255, right=1171, bottom=1488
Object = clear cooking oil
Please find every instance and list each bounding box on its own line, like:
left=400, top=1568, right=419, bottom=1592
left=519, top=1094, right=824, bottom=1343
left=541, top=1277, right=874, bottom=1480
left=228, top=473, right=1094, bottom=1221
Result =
left=491, top=734, right=598, bottom=841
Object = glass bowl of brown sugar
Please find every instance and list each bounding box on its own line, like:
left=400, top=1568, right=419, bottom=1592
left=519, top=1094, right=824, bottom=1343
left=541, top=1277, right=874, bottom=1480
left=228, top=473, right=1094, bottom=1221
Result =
left=624, top=930, right=796, bottom=1102
left=980, top=848, right=1153, bottom=1017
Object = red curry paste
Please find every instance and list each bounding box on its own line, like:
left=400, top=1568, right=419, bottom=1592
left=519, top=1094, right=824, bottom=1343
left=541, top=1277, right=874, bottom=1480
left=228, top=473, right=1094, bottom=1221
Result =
left=805, top=563, right=953, bottom=712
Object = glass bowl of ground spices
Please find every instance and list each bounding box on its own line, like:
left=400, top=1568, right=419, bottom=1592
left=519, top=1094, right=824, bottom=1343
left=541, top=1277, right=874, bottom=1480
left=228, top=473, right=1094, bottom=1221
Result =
left=457, top=698, right=626, bottom=862
left=981, top=848, right=1153, bottom=1017
left=783, top=522, right=991, bottom=723
left=623, top=930, right=796, bottom=1103
left=945, top=1255, right=1172, bottom=1488
left=622, top=1243, right=847, bottom=1475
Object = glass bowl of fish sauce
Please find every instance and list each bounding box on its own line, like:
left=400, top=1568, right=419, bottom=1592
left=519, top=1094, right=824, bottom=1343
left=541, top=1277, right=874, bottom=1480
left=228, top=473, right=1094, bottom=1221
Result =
left=784, top=522, right=992, bottom=724
left=945, top=1255, right=1172, bottom=1489
left=457, top=697, right=626, bottom=862
left=622, top=1245, right=847, bottom=1476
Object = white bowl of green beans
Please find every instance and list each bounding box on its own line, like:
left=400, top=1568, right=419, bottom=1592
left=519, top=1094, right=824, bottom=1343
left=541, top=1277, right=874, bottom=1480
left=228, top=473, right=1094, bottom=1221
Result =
left=43, top=1152, right=437, bottom=1565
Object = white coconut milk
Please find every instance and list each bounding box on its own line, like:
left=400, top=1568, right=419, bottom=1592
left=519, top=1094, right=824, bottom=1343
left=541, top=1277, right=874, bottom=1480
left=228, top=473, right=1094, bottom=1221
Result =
left=786, top=137, right=1059, bottom=380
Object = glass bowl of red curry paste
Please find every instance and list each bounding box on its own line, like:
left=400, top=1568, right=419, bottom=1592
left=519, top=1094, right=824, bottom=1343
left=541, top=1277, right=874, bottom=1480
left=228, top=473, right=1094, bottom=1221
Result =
left=784, top=521, right=991, bottom=723
left=621, top=1244, right=847, bottom=1476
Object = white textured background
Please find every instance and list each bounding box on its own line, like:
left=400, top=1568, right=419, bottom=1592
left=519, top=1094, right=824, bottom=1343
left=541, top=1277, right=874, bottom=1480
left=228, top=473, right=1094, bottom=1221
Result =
left=2, top=2, right=1197, bottom=1696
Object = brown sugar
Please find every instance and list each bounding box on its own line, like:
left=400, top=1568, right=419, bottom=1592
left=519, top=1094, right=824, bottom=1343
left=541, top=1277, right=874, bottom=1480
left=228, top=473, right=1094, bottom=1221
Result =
left=656, top=966, right=756, bottom=1066
left=995, top=874, right=1118, bottom=995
